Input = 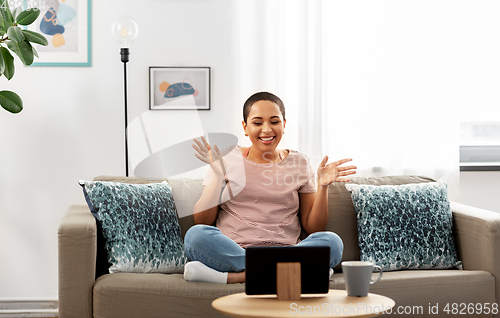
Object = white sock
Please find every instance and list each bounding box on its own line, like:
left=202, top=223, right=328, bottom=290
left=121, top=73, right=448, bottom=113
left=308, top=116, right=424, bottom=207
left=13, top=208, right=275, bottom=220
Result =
left=183, top=261, right=228, bottom=284
left=329, top=268, right=334, bottom=280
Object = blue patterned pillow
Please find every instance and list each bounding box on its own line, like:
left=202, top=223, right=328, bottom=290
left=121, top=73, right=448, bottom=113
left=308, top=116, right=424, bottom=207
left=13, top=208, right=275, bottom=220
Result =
left=80, top=180, right=188, bottom=273
left=345, top=178, right=461, bottom=271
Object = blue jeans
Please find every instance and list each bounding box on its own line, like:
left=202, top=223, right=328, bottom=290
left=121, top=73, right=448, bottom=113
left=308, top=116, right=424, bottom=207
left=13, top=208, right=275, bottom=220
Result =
left=184, top=224, right=344, bottom=272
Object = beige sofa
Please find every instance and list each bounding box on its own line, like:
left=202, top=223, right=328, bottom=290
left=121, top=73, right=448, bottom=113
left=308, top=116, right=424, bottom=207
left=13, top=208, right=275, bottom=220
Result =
left=58, top=175, right=500, bottom=318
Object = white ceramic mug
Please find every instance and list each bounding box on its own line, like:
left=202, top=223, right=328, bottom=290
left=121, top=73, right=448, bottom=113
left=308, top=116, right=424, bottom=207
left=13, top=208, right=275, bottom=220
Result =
left=342, top=261, right=383, bottom=297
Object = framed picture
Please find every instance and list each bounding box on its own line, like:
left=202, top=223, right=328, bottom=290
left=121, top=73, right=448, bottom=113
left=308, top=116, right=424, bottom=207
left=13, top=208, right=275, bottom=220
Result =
left=24, top=0, right=92, bottom=66
left=149, top=67, right=210, bottom=110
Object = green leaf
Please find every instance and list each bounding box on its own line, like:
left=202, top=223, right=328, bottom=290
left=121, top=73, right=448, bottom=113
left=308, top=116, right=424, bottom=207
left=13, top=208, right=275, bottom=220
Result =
left=7, top=26, right=24, bottom=43
left=0, top=46, right=14, bottom=79
left=21, top=29, right=48, bottom=46
left=32, top=44, right=38, bottom=58
left=0, top=9, right=5, bottom=33
left=0, top=2, right=14, bottom=25
left=0, top=90, right=23, bottom=113
left=16, top=8, right=40, bottom=26
left=7, top=39, right=33, bottom=65
left=0, top=48, right=4, bottom=74
left=0, top=12, right=7, bottom=32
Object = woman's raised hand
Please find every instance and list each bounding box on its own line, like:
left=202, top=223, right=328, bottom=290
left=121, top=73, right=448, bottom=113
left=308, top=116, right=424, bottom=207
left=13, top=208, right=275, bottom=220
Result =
left=317, top=156, right=357, bottom=187
left=192, top=136, right=226, bottom=178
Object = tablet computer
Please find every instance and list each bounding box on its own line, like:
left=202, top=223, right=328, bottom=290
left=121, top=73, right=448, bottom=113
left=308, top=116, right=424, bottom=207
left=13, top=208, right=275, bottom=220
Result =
left=245, top=246, right=330, bottom=295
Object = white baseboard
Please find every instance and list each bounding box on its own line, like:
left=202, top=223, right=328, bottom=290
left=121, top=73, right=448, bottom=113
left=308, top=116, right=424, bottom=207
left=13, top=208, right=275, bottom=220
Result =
left=0, top=298, right=58, bottom=317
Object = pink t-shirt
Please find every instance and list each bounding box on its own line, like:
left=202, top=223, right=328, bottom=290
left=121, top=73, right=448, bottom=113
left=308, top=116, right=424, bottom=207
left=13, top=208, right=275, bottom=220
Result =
left=203, top=145, right=317, bottom=248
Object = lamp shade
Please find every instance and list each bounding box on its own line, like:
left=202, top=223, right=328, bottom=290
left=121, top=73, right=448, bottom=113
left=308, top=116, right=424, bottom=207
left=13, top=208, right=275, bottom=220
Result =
left=111, top=16, right=139, bottom=48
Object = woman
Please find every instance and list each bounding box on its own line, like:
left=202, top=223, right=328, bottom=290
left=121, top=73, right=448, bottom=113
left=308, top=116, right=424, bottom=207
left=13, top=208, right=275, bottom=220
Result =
left=184, top=92, right=356, bottom=284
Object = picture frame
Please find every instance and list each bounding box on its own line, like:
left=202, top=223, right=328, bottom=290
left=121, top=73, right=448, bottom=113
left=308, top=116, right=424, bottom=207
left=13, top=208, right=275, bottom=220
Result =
left=23, top=0, right=92, bottom=66
left=149, top=67, right=210, bottom=110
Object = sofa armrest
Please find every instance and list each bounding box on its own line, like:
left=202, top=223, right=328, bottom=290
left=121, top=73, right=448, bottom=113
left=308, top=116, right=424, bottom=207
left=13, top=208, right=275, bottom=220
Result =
left=451, top=201, right=500, bottom=304
left=58, top=204, right=97, bottom=318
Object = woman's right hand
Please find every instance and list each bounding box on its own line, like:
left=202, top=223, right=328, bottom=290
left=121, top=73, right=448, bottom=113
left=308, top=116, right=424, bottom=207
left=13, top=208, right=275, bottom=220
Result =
left=192, top=136, right=229, bottom=224
left=192, top=136, right=225, bottom=178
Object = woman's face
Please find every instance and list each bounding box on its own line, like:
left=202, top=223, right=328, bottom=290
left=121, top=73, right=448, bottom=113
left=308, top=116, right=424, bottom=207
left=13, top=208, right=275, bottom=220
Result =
left=242, top=100, right=286, bottom=154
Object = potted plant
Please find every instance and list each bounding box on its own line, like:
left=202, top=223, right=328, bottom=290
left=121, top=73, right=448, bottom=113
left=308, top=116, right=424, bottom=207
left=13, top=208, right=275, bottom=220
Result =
left=0, top=1, right=48, bottom=114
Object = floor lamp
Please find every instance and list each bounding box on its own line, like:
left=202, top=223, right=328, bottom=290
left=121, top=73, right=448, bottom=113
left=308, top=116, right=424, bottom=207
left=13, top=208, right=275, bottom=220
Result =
left=112, top=16, right=139, bottom=176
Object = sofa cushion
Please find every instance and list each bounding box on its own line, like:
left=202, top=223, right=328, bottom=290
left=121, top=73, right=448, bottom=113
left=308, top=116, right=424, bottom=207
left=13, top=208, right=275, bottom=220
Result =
left=345, top=179, right=461, bottom=271
left=93, top=176, right=203, bottom=239
left=92, top=270, right=494, bottom=318
left=327, top=175, right=436, bottom=272
left=93, top=273, right=245, bottom=318
left=81, top=180, right=188, bottom=273
left=166, top=178, right=203, bottom=239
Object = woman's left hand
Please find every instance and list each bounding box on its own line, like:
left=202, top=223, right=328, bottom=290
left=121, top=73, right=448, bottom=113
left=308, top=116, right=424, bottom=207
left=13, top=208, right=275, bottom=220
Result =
left=317, top=156, right=357, bottom=187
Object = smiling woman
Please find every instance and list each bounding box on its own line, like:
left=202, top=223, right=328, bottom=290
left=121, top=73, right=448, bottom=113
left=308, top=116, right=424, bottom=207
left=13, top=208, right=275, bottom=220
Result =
left=182, top=91, right=356, bottom=285
left=242, top=99, right=286, bottom=163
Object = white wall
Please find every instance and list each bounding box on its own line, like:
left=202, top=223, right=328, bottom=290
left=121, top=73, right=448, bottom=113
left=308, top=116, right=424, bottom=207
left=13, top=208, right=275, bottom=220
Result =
left=0, top=0, right=498, bottom=301
left=0, top=0, right=235, bottom=298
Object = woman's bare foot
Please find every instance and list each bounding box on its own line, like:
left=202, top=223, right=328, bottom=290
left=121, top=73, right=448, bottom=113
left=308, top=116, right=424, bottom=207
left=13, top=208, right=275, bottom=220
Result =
left=227, top=271, right=245, bottom=284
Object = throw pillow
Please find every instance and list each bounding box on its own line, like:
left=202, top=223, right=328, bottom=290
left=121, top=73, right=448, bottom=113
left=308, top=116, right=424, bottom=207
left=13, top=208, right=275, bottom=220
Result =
left=80, top=180, right=188, bottom=273
left=345, top=178, right=461, bottom=271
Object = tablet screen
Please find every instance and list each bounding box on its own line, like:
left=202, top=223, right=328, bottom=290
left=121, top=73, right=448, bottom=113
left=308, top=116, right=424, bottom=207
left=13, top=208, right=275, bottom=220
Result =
left=245, top=246, right=330, bottom=295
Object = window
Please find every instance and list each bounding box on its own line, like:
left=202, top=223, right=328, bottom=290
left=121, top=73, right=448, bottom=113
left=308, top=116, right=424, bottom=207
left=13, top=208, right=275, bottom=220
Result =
left=460, top=122, right=500, bottom=171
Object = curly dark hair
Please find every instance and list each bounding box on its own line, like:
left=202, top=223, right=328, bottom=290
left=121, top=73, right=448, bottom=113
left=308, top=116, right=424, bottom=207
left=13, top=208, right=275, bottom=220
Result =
left=243, top=92, right=285, bottom=124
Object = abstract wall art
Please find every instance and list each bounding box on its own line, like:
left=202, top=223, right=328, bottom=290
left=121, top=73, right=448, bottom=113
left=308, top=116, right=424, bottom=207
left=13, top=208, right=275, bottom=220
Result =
left=24, top=0, right=91, bottom=66
left=149, top=67, right=210, bottom=110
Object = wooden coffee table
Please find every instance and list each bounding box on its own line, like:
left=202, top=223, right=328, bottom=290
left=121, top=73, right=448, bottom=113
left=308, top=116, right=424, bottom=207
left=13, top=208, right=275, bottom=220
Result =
left=212, top=289, right=395, bottom=318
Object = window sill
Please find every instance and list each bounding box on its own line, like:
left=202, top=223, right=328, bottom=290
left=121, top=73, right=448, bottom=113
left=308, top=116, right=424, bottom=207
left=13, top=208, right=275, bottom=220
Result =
left=460, top=163, right=500, bottom=172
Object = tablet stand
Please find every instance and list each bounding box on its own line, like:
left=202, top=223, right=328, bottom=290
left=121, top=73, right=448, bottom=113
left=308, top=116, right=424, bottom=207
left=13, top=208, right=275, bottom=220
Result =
left=276, top=262, right=301, bottom=300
